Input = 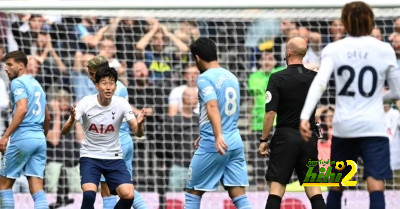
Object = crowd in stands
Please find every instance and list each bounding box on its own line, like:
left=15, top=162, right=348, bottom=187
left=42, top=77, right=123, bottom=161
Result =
left=1, top=13, right=400, bottom=204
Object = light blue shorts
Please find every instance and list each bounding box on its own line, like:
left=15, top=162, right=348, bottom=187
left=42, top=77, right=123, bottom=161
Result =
left=1, top=138, right=46, bottom=179
left=186, top=148, right=249, bottom=191
left=101, top=135, right=133, bottom=182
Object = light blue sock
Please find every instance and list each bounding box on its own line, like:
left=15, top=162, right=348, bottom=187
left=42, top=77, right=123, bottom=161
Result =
left=0, top=189, right=14, bottom=209
left=132, top=189, right=147, bottom=209
left=232, top=194, right=252, bottom=209
left=32, top=190, right=48, bottom=209
left=103, top=195, right=117, bottom=209
left=184, top=192, right=201, bottom=209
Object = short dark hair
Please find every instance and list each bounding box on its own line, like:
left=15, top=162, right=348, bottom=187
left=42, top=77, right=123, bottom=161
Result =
left=190, top=37, right=217, bottom=62
left=95, top=67, right=118, bottom=84
left=341, top=1, right=374, bottom=37
left=5, top=51, right=28, bottom=67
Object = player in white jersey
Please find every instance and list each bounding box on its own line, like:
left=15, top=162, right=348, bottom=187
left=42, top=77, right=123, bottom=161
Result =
left=184, top=37, right=252, bottom=209
left=86, top=56, right=147, bottom=209
left=62, top=67, right=147, bottom=209
left=300, top=2, right=400, bottom=209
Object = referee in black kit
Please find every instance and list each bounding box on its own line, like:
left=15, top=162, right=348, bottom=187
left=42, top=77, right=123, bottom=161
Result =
left=259, top=37, right=326, bottom=209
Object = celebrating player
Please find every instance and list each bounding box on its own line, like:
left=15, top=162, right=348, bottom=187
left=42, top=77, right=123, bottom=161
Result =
left=0, top=50, right=50, bottom=209
left=300, top=1, right=400, bottom=209
left=185, top=37, right=252, bottom=209
left=86, top=56, right=147, bottom=209
left=62, top=67, right=147, bottom=209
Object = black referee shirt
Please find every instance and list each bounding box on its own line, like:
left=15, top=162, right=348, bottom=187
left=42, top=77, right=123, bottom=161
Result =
left=265, top=64, right=317, bottom=129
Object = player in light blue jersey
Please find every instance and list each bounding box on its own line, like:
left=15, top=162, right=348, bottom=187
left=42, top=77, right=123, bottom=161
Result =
left=0, top=51, right=50, bottom=209
left=86, top=56, right=147, bottom=209
left=185, top=38, right=252, bottom=209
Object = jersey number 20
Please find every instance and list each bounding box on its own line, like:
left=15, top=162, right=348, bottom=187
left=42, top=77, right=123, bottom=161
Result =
left=338, top=65, right=377, bottom=97
left=225, top=87, right=237, bottom=116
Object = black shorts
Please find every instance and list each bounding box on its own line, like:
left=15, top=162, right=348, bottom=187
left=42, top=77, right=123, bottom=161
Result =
left=79, top=157, right=133, bottom=195
left=266, top=127, right=319, bottom=185
left=331, top=136, right=392, bottom=180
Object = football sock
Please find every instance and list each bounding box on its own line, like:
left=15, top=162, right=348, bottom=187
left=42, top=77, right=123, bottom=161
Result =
left=132, top=189, right=147, bottom=209
left=232, top=194, right=252, bottom=209
left=370, top=191, right=385, bottom=209
left=265, top=194, right=281, bottom=209
left=0, top=189, right=14, bottom=209
left=115, top=197, right=134, bottom=209
left=310, top=194, right=326, bottom=209
left=103, top=195, right=117, bottom=209
left=184, top=192, right=201, bottom=209
left=81, top=191, right=96, bottom=209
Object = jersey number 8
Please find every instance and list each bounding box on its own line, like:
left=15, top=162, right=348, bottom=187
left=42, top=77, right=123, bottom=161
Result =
left=225, top=87, right=237, bottom=116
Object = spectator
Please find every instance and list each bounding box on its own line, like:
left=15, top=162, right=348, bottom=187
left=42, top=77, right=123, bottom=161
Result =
left=30, top=31, right=67, bottom=93
left=168, top=65, right=199, bottom=116
left=46, top=89, right=83, bottom=208
left=71, top=51, right=96, bottom=102
left=75, top=16, right=109, bottom=52
left=383, top=101, right=400, bottom=190
left=273, top=19, right=297, bottom=66
left=322, top=19, right=345, bottom=46
left=98, top=38, right=128, bottom=86
left=388, top=18, right=400, bottom=42
left=371, top=27, right=383, bottom=41
left=173, top=21, right=200, bottom=44
left=136, top=18, right=189, bottom=83
left=165, top=87, right=199, bottom=192
left=391, top=33, right=400, bottom=66
left=11, top=14, right=45, bottom=55
left=247, top=51, right=285, bottom=189
left=317, top=105, right=334, bottom=169
left=115, top=18, right=149, bottom=68
left=303, top=32, right=322, bottom=70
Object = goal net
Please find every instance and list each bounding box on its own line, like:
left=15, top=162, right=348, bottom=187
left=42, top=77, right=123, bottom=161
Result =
left=0, top=1, right=400, bottom=209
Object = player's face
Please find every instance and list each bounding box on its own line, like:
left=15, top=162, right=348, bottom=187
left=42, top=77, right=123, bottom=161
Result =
left=96, top=77, right=116, bottom=99
left=88, top=68, right=97, bottom=84
left=194, top=55, right=206, bottom=74
left=5, top=58, right=23, bottom=80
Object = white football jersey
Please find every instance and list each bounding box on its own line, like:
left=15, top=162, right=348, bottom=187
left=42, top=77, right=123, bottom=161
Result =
left=301, top=36, right=400, bottom=138
left=75, top=94, right=135, bottom=159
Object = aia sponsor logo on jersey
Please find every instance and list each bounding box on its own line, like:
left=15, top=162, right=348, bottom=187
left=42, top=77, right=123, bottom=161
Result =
left=88, top=123, right=115, bottom=134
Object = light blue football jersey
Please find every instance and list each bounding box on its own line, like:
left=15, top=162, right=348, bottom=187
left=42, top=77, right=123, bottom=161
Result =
left=197, top=68, right=243, bottom=153
left=10, top=75, right=46, bottom=141
left=89, top=80, right=131, bottom=144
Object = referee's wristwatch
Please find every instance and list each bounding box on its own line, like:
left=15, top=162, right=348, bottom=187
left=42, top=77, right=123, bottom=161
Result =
left=259, top=137, right=268, bottom=143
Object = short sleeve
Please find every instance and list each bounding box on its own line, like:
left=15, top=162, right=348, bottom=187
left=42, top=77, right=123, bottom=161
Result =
left=197, top=76, right=217, bottom=103
left=265, top=75, right=279, bottom=112
left=385, top=44, right=400, bottom=80
left=10, top=79, right=28, bottom=103
left=122, top=99, right=135, bottom=121
left=74, top=98, right=85, bottom=121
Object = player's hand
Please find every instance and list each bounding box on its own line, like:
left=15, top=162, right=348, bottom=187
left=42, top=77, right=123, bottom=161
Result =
left=70, top=105, right=76, bottom=122
left=0, top=137, right=9, bottom=154
left=258, top=142, right=269, bottom=157
left=300, top=119, right=312, bottom=141
left=137, top=108, right=147, bottom=124
left=194, top=136, right=200, bottom=149
left=215, top=136, right=228, bottom=155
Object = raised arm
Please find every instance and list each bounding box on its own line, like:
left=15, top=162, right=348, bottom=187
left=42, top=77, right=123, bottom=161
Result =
left=127, top=108, right=147, bottom=137
left=61, top=105, right=77, bottom=135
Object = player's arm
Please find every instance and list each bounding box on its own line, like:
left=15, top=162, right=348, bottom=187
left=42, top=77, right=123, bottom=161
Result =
left=127, top=103, right=147, bottom=137
left=43, top=105, right=51, bottom=137
left=2, top=98, right=28, bottom=139
left=61, top=105, right=78, bottom=135
left=300, top=54, right=335, bottom=141
left=206, top=100, right=228, bottom=155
